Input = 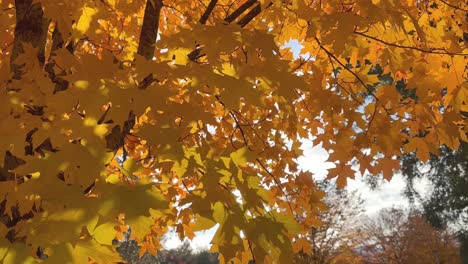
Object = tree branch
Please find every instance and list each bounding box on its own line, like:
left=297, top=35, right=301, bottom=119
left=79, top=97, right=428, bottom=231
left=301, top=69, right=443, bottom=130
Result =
left=229, top=111, right=249, bottom=148
left=237, top=2, right=272, bottom=28
left=189, top=1, right=271, bottom=62
left=199, top=0, right=218, bottom=24
left=316, top=37, right=416, bottom=123
left=256, top=158, right=294, bottom=214
left=354, top=31, right=468, bottom=56
left=237, top=3, right=261, bottom=28
left=247, top=239, right=256, bottom=263
left=137, top=0, right=163, bottom=60
left=224, top=0, right=257, bottom=23
left=439, top=0, right=468, bottom=12
left=137, top=0, right=163, bottom=89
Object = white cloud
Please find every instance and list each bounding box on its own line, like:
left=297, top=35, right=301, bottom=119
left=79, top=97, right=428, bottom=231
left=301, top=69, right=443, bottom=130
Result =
left=347, top=173, right=409, bottom=216
left=297, top=140, right=334, bottom=179
left=298, top=140, right=416, bottom=216
left=162, top=226, right=218, bottom=251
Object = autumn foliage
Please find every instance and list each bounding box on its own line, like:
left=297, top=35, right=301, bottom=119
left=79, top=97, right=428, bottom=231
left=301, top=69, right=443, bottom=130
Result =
left=0, top=0, right=466, bottom=263
left=360, top=208, right=461, bottom=264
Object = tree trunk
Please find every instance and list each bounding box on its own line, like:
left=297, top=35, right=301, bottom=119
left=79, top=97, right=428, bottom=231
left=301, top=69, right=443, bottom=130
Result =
left=460, top=233, right=468, bottom=264
left=11, top=0, right=49, bottom=78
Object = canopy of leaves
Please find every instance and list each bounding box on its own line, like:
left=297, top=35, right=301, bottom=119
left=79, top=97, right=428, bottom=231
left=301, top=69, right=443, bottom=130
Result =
left=0, top=0, right=466, bottom=263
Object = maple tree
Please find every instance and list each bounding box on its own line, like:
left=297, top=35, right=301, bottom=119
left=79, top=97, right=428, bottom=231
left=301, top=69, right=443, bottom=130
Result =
left=0, top=0, right=466, bottom=263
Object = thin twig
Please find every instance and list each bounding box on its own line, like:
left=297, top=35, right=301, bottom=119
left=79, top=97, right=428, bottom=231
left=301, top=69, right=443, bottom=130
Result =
left=289, top=55, right=312, bottom=73
left=231, top=110, right=268, bottom=148
left=354, top=31, right=468, bottom=56
left=256, top=158, right=294, bottom=214
left=365, top=104, right=378, bottom=136
left=439, top=0, right=468, bottom=12
left=1, top=41, right=14, bottom=53
left=316, top=37, right=417, bottom=122
left=229, top=111, right=250, bottom=148
left=99, top=0, right=125, bottom=36
left=316, top=37, right=371, bottom=93
left=324, top=49, right=363, bottom=105
left=182, top=180, right=194, bottom=195
left=248, top=239, right=256, bottom=263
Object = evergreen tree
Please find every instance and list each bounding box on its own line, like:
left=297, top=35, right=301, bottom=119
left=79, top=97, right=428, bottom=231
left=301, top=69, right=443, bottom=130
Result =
left=397, top=141, right=468, bottom=263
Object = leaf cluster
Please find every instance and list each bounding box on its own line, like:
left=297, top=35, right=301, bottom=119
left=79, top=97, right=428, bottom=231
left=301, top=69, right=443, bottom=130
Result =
left=0, top=0, right=466, bottom=262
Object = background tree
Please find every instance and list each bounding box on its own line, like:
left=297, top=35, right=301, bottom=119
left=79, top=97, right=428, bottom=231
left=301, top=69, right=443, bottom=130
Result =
left=359, top=208, right=461, bottom=264
left=117, top=238, right=219, bottom=264
left=400, top=141, right=468, bottom=263
left=0, top=0, right=466, bottom=262
left=295, top=181, right=365, bottom=264
left=361, top=140, right=468, bottom=262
